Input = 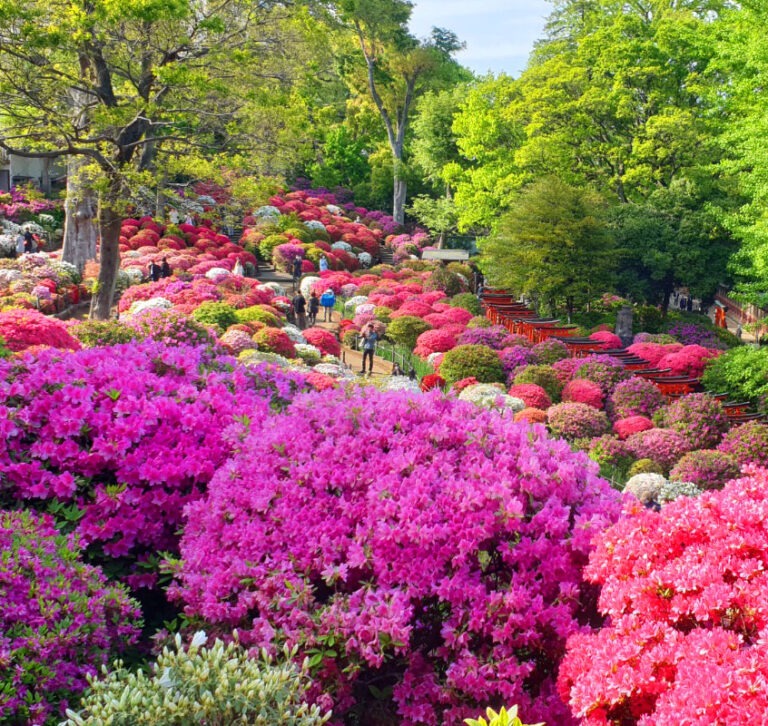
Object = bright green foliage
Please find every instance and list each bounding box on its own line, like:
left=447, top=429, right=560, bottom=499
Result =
left=701, top=346, right=768, bottom=412
left=235, top=305, right=281, bottom=327
left=465, top=705, right=544, bottom=726
left=71, top=321, right=138, bottom=347
left=449, top=292, right=481, bottom=315
left=440, top=344, right=505, bottom=385
left=191, top=302, right=238, bottom=333
left=479, top=178, right=616, bottom=317
left=513, top=365, right=564, bottom=403
left=386, top=315, right=432, bottom=349
left=628, top=459, right=664, bottom=477
left=64, top=635, right=330, bottom=726
left=424, top=267, right=465, bottom=296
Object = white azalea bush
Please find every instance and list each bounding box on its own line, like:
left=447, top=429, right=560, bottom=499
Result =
left=344, top=295, right=368, bottom=311
left=459, top=384, right=525, bottom=413
left=127, top=297, right=172, bottom=316
left=204, top=267, right=230, bottom=280
left=295, top=343, right=322, bottom=364
left=63, top=632, right=330, bottom=726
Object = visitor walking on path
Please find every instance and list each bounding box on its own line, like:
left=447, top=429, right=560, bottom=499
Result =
left=308, top=291, right=319, bottom=326
left=161, top=259, right=172, bottom=278
left=292, top=256, right=303, bottom=289
left=292, top=291, right=307, bottom=330
left=360, top=322, right=378, bottom=375
left=319, top=255, right=328, bottom=272
left=320, top=288, right=335, bottom=322
left=149, top=260, right=162, bottom=282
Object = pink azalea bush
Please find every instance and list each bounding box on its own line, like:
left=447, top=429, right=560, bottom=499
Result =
left=559, top=467, right=768, bottom=725
left=0, top=509, right=141, bottom=725
left=573, top=359, right=631, bottom=397
left=302, top=327, right=341, bottom=357
left=609, top=377, right=665, bottom=420
left=627, top=342, right=682, bottom=366
left=653, top=393, right=729, bottom=450
left=625, top=428, right=691, bottom=473
left=0, top=308, right=80, bottom=352
left=0, top=341, right=308, bottom=577
left=717, top=421, right=768, bottom=467
left=531, top=338, right=570, bottom=364
left=669, top=449, right=741, bottom=490
left=657, top=344, right=720, bottom=378
left=507, top=383, right=552, bottom=410
left=562, top=379, right=604, bottom=409
left=547, top=402, right=611, bottom=442
left=588, top=331, right=623, bottom=349
left=613, top=415, right=654, bottom=440
left=413, top=329, right=458, bottom=358
left=172, top=387, right=621, bottom=725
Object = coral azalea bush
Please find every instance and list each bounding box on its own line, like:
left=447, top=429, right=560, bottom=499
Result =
left=559, top=467, right=768, bottom=725
left=0, top=308, right=80, bottom=352
left=173, top=388, right=621, bottom=725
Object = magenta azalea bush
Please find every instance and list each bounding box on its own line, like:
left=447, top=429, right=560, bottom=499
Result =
left=0, top=341, right=308, bottom=579
left=172, top=388, right=621, bottom=725
left=559, top=467, right=768, bottom=724
left=654, top=393, right=729, bottom=450
left=457, top=325, right=515, bottom=350
left=547, top=402, right=611, bottom=442
left=500, top=346, right=538, bottom=381
left=0, top=509, right=141, bottom=725
left=625, top=428, right=691, bottom=473
left=609, top=377, right=665, bottom=420
left=669, top=449, right=740, bottom=491
left=124, top=308, right=215, bottom=347
left=717, top=421, right=768, bottom=467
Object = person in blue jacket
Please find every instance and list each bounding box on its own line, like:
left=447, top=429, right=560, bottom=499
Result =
left=320, top=288, right=336, bottom=322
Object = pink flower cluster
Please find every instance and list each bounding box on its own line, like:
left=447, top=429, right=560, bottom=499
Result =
left=562, top=379, right=604, bottom=409
left=173, top=387, right=621, bottom=724
left=302, top=327, right=341, bottom=357
left=559, top=467, right=768, bottom=724
left=0, top=308, right=80, bottom=352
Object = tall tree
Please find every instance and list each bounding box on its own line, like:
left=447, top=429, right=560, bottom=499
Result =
left=479, top=177, right=616, bottom=319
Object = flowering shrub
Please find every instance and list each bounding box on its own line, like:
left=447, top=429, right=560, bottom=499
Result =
left=440, top=344, right=505, bottom=386
left=551, top=358, right=585, bottom=385
left=531, top=338, right=570, bottom=364
left=514, top=407, right=548, bottom=424
left=459, top=383, right=525, bottom=412
left=500, top=346, right=538, bottom=381
left=386, top=315, right=432, bottom=350
left=71, top=320, right=137, bottom=347
left=0, top=510, right=141, bottom=725
left=627, top=341, right=682, bottom=366
left=513, top=365, right=563, bottom=403
left=657, top=344, right=720, bottom=378
left=452, top=376, right=479, bottom=392
left=653, top=393, right=729, bottom=450
left=573, top=360, right=631, bottom=397
left=669, top=449, right=740, bottom=490
left=609, top=377, right=665, bottom=420
left=0, top=308, right=81, bottom=352
left=613, top=415, right=654, bottom=440
left=64, top=635, right=329, bottom=726
left=587, top=435, right=633, bottom=469
left=173, top=387, right=621, bottom=724
left=562, top=379, right=604, bottom=409
left=627, top=458, right=664, bottom=477
left=219, top=329, right=258, bottom=355
left=465, top=705, right=543, bottom=726
left=413, top=329, right=458, bottom=357
left=717, top=421, right=768, bottom=467
left=236, top=304, right=282, bottom=327
left=507, top=383, right=551, bottom=410
left=190, top=301, right=238, bottom=332
left=622, top=472, right=667, bottom=504
left=420, top=373, right=445, bottom=392
left=0, top=342, right=307, bottom=572
left=559, top=467, right=768, bottom=725
left=547, top=402, right=611, bottom=441
left=448, top=292, right=481, bottom=315
left=588, top=331, right=622, bottom=349
left=302, top=328, right=341, bottom=357
left=666, top=321, right=727, bottom=349
left=254, top=327, right=297, bottom=358
left=458, top=326, right=514, bottom=350
left=125, top=309, right=215, bottom=348
left=625, top=428, right=691, bottom=472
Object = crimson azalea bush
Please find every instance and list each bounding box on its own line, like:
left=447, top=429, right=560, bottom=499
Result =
left=507, top=383, right=552, bottom=410
left=440, top=344, right=505, bottom=386
left=513, top=365, right=563, bottom=403
left=0, top=509, right=141, bottom=725
left=562, top=379, right=604, bottom=409
left=717, top=421, right=768, bottom=467
left=172, top=387, right=621, bottom=725
left=559, top=467, right=768, bottom=725
left=609, top=377, right=665, bottom=420
left=302, top=328, right=341, bottom=357
left=0, top=308, right=81, bottom=352
left=547, top=402, right=611, bottom=442
left=669, top=449, right=740, bottom=490
left=613, top=415, right=654, bottom=440
left=588, top=331, right=622, bottom=349
left=624, top=428, right=691, bottom=473
left=653, top=393, right=729, bottom=450
left=420, top=373, right=445, bottom=392
left=0, top=341, right=308, bottom=579
left=254, top=327, right=297, bottom=358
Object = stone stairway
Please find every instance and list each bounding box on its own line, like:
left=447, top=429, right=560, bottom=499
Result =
left=379, top=246, right=394, bottom=265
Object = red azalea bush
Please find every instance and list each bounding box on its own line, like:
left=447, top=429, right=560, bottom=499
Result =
left=547, top=402, right=611, bottom=441
left=513, top=365, right=564, bottom=403
left=254, top=327, right=297, bottom=358
left=653, top=393, right=729, bottom=450
left=657, top=344, right=720, bottom=378
left=413, top=329, right=458, bottom=357
left=609, top=377, right=665, bottom=420
left=302, top=327, right=341, bottom=357
left=613, top=415, right=654, bottom=440
left=0, top=510, right=141, bottom=725
left=0, top=308, right=81, bottom=352
left=507, top=383, right=552, bottom=410
left=669, top=449, right=741, bottom=490
left=625, top=428, right=691, bottom=472
left=0, top=342, right=308, bottom=574
left=559, top=467, right=768, bottom=725
left=451, top=376, right=479, bottom=393
left=172, top=387, right=621, bottom=725
left=562, top=379, right=604, bottom=409
left=588, top=331, right=623, bottom=349
left=420, top=373, right=445, bottom=392
left=717, top=421, right=768, bottom=467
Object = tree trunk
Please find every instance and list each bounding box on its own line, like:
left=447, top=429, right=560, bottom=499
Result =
left=62, top=157, right=98, bottom=272
left=393, top=177, right=406, bottom=226
left=90, top=179, right=122, bottom=320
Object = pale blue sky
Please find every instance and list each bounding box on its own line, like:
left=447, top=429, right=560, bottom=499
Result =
left=409, top=0, right=552, bottom=76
